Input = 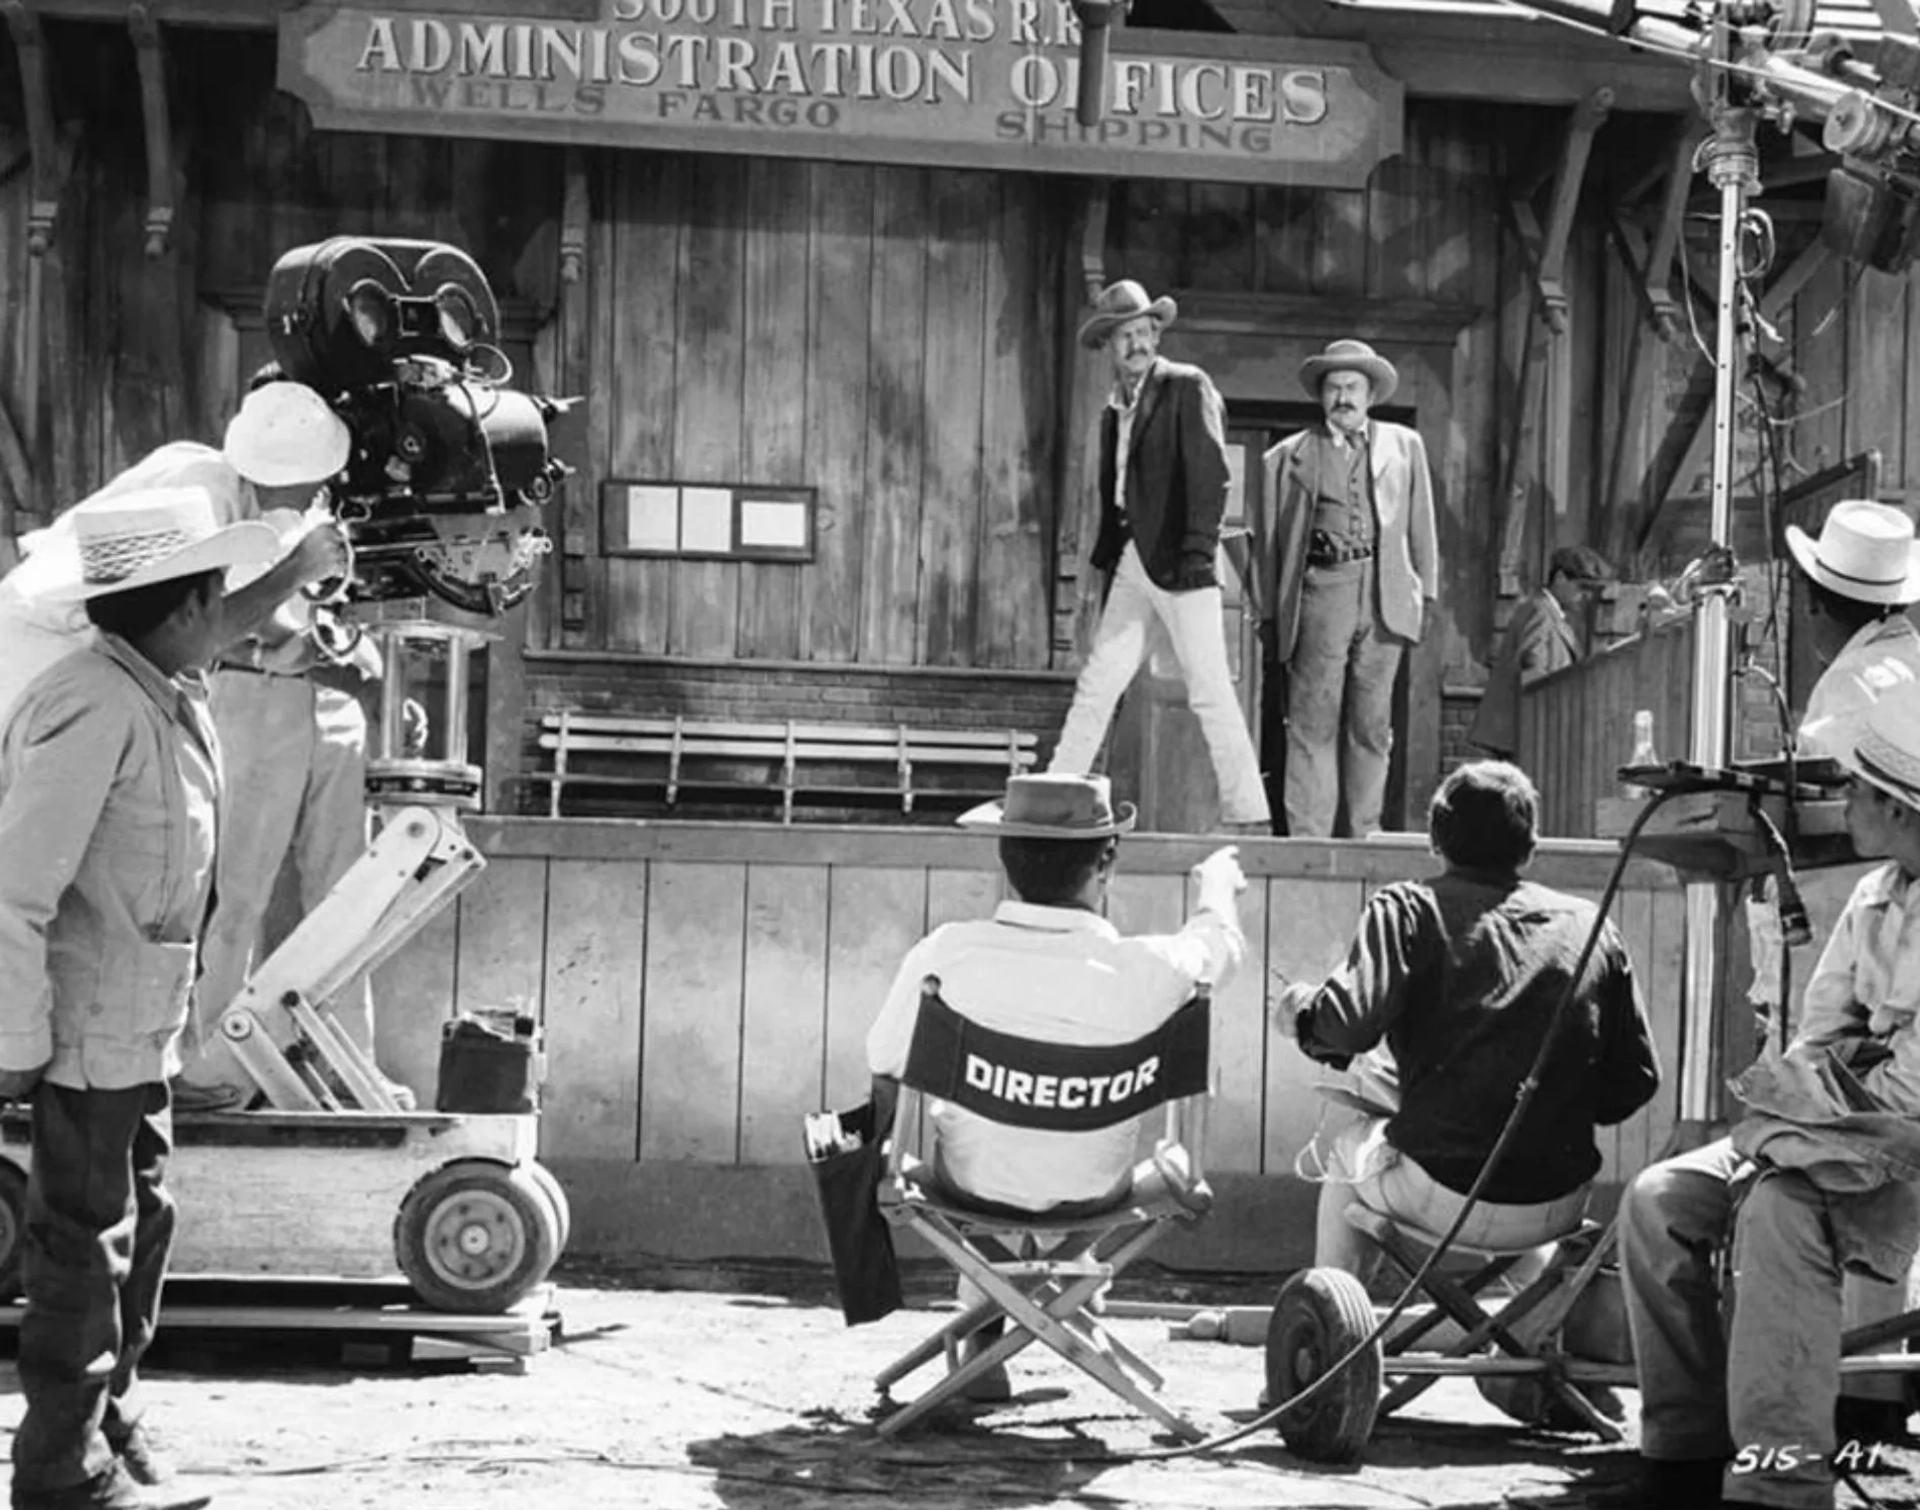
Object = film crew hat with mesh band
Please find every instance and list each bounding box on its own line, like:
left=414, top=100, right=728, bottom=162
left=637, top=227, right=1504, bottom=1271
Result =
left=223, top=379, right=352, bottom=488
left=21, top=486, right=278, bottom=603
left=1786, top=498, right=1920, bottom=606
left=957, top=773, right=1137, bottom=838
left=1840, top=685, right=1920, bottom=811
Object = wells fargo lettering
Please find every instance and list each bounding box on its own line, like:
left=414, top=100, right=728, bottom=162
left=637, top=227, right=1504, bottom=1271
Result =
left=279, top=1, right=1403, bottom=187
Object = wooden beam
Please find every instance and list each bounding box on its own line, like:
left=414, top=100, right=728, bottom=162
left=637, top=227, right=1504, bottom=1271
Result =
left=1629, top=238, right=1833, bottom=553
left=128, top=3, right=176, bottom=258
left=559, top=148, right=589, bottom=286
left=1642, top=120, right=1706, bottom=342
left=2, top=0, right=61, bottom=258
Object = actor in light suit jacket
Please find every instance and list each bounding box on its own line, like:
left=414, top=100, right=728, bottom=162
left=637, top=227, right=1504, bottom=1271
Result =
left=1469, top=545, right=1613, bottom=759
left=1257, top=340, right=1437, bottom=837
left=1049, top=281, right=1269, bottom=832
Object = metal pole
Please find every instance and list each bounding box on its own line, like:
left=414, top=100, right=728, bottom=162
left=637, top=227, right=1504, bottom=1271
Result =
left=1676, top=94, right=1760, bottom=1141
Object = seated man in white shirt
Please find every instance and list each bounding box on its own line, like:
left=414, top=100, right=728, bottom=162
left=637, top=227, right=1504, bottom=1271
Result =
left=865, top=772, right=1246, bottom=1399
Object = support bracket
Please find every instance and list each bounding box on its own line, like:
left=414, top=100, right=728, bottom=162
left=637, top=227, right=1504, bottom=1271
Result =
left=1, top=0, right=61, bottom=257
left=1642, top=120, right=1706, bottom=340
left=128, top=2, right=175, bottom=259
left=1512, top=87, right=1614, bottom=335
left=559, top=147, right=588, bottom=285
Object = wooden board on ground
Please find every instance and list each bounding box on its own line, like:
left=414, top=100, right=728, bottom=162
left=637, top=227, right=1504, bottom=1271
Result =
left=0, top=1278, right=561, bottom=1374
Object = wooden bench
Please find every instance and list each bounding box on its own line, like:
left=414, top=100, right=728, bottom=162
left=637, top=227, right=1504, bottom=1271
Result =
left=530, top=712, right=1040, bottom=823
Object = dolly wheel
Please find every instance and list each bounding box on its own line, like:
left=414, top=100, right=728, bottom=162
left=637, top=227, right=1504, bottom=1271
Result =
left=523, top=1160, right=573, bottom=1257
left=396, top=1160, right=558, bottom=1314
left=1266, top=1266, right=1382, bottom=1463
left=0, top=1161, right=25, bottom=1300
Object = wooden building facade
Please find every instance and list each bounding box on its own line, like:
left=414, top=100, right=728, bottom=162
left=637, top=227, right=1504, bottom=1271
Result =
left=0, top=0, right=1909, bottom=1266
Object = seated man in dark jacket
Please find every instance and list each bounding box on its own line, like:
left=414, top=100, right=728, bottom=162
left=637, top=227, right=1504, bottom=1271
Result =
left=1272, top=759, right=1660, bottom=1277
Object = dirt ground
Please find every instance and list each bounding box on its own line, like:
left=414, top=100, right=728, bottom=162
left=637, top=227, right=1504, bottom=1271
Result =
left=1, top=1262, right=1915, bottom=1510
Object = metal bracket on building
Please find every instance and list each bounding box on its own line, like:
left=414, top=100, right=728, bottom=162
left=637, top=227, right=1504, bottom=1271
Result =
left=559, top=148, right=588, bottom=285
left=1509, top=87, right=1614, bottom=334
left=2, top=0, right=62, bottom=258
left=128, top=2, right=175, bottom=258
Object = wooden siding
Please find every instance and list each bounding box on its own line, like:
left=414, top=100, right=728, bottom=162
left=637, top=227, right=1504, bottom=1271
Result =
left=372, top=821, right=1690, bottom=1224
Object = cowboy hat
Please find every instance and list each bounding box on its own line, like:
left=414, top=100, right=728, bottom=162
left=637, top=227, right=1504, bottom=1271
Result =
left=1839, top=683, right=1920, bottom=811
left=1785, top=498, right=1920, bottom=606
left=1077, top=279, right=1178, bottom=351
left=223, top=380, right=352, bottom=488
left=21, top=486, right=279, bottom=603
left=1300, top=338, right=1399, bottom=406
left=958, top=773, right=1138, bottom=839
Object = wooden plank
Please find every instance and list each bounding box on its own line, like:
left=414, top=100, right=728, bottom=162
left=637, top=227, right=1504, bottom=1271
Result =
left=1793, top=248, right=1849, bottom=478
left=540, top=858, right=646, bottom=1163
left=1209, top=877, right=1269, bottom=1175
left=926, top=867, right=1002, bottom=930
left=369, top=878, right=459, bottom=1107
left=975, top=175, right=1058, bottom=670
left=857, top=167, right=930, bottom=665
left=671, top=154, right=747, bottom=659
left=822, top=866, right=929, bottom=1109
left=916, top=168, right=992, bottom=668
left=1105, top=872, right=1186, bottom=938
left=738, top=863, right=830, bottom=1165
left=453, top=858, right=548, bottom=1023
left=1849, top=264, right=1908, bottom=486
left=800, top=162, right=876, bottom=663
left=737, top=157, right=812, bottom=661
left=1262, top=877, right=1365, bottom=1176
left=638, top=862, right=747, bottom=1162
left=605, top=152, right=683, bottom=654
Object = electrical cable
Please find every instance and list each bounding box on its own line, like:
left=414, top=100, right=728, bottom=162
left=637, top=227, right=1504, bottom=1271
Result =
left=1116, top=788, right=1680, bottom=1463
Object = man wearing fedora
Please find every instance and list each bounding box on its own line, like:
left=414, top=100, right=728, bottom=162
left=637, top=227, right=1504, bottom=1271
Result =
left=1619, top=682, right=1920, bottom=1510
left=1256, top=339, right=1438, bottom=837
left=866, top=773, right=1247, bottom=1397
left=1048, top=279, right=1270, bottom=835
left=1470, top=544, right=1615, bottom=760
left=0, top=485, right=280, bottom=1510
left=1786, top=498, right=1920, bottom=762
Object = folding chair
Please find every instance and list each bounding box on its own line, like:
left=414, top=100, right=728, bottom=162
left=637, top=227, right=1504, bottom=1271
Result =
left=874, top=977, right=1214, bottom=1442
left=1352, top=1204, right=1626, bottom=1439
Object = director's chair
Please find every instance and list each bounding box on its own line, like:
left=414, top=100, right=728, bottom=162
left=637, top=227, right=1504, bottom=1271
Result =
left=874, top=977, right=1214, bottom=1442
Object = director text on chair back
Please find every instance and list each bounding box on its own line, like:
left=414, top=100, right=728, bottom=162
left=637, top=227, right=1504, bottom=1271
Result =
left=875, top=976, right=1213, bottom=1441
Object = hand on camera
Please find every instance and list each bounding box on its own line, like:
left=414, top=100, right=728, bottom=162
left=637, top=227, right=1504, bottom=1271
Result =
left=289, top=520, right=352, bottom=591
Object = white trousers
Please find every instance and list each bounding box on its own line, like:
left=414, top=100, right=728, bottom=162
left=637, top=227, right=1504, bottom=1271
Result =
left=183, top=671, right=375, bottom=1088
left=1049, top=544, right=1269, bottom=825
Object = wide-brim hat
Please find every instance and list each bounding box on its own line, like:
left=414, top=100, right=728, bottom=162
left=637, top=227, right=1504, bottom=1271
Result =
left=1300, top=338, right=1398, bottom=405
left=22, top=485, right=279, bottom=603
left=223, top=379, right=352, bottom=488
left=958, top=773, right=1137, bottom=839
left=1078, top=279, right=1178, bottom=351
left=1785, top=498, right=1920, bottom=607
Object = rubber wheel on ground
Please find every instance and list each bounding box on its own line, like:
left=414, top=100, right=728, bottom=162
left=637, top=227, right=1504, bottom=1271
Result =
left=0, top=1159, right=26, bottom=1299
left=523, top=1159, right=573, bottom=1256
left=1265, top=1266, right=1382, bottom=1463
left=395, top=1159, right=560, bottom=1314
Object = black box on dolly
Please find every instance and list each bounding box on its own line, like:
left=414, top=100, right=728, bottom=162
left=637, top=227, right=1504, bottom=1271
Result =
left=437, top=1012, right=541, bottom=1114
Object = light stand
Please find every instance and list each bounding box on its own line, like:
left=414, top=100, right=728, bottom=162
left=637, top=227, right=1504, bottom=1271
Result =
left=1675, top=63, right=1762, bottom=1146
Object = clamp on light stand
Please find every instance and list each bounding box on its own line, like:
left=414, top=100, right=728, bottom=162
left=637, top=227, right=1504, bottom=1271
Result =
left=1070, top=0, right=1129, bottom=126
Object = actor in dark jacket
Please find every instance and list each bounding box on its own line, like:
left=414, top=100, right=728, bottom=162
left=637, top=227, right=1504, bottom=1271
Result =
left=1049, top=280, right=1269, bottom=832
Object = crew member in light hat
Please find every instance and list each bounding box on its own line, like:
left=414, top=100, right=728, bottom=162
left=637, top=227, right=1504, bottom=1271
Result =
left=0, top=485, right=278, bottom=1510
left=863, top=773, right=1247, bottom=1399
left=182, top=375, right=418, bottom=1111
left=1787, top=497, right=1920, bottom=760
left=1621, top=681, right=1920, bottom=1510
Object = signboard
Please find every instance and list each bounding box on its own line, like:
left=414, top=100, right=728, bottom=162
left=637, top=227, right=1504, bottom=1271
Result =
left=278, top=1, right=1403, bottom=188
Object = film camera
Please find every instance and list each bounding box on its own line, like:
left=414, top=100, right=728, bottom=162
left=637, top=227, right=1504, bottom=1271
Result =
left=262, top=237, right=573, bottom=615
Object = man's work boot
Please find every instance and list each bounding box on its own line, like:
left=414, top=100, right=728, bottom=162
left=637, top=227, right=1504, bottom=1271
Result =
left=11, top=1461, right=211, bottom=1510
left=166, top=1079, right=244, bottom=1114
left=108, top=1422, right=173, bottom=1486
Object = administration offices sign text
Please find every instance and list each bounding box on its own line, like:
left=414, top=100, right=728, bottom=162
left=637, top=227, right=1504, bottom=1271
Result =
left=278, top=0, right=1404, bottom=187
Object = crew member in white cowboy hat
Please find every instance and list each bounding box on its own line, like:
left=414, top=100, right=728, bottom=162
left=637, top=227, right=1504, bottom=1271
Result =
left=184, top=369, right=417, bottom=1112
left=863, top=773, right=1247, bottom=1398
left=0, top=438, right=349, bottom=731
left=0, top=485, right=279, bottom=1510
left=1620, top=680, right=1920, bottom=1510
left=1786, top=498, right=1920, bottom=761
left=1050, top=280, right=1271, bottom=835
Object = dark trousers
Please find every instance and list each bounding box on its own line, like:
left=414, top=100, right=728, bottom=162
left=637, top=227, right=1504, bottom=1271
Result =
left=11, top=1083, right=175, bottom=1495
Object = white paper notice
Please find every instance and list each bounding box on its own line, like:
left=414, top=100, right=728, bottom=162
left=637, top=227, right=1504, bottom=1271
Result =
left=680, top=486, right=734, bottom=554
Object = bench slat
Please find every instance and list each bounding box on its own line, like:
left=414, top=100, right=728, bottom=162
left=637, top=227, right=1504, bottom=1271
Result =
left=538, top=713, right=1035, bottom=750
